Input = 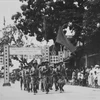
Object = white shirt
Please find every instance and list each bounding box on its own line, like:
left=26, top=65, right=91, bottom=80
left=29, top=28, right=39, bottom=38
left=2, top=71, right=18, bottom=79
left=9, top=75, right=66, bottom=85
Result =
left=94, top=74, right=98, bottom=80
left=77, top=72, right=81, bottom=79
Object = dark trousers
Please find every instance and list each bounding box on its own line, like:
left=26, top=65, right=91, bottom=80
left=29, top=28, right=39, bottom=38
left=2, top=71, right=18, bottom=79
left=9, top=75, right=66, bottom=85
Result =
left=20, top=79, right=23, bottom=90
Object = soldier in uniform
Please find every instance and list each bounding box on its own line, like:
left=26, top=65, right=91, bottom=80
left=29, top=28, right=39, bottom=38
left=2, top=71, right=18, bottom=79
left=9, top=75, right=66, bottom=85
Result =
left=26, top=67, right=31, bottom=92
left=31, top=61, right=39, bottom=95
left=41, top=61, right=51, bottom=94
left=23, top=67, right=27, bottom=91
left=19, top=67, right=23, bottom=90
left=40, top=62, right=46, bottom=92
left=53, top=63, right=59, bottom=91
left=49, top=65, right=54, bottom=90
left=58, top=62, right=66, bottom=92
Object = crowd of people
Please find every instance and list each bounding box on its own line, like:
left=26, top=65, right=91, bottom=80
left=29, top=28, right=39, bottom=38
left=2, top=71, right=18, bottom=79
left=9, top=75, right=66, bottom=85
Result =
left=10, top=60, right=100, bottom=95
left=71, top=65, right=100, bottom=88
left=19, top=61, right=67, bottom=95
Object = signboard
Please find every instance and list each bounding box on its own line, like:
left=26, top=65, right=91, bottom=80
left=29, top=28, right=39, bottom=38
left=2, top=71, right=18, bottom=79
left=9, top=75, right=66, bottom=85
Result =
left=10, top=47, right=42, bottom=55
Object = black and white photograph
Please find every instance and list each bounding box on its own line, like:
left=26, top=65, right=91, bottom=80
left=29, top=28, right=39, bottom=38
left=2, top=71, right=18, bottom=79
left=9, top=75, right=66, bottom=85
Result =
left=0, top=0, right=100, bottom=100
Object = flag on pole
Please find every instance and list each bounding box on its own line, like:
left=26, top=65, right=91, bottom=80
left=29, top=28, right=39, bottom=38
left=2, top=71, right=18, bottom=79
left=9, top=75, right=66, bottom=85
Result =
left=43, top=16, right=47, bottom=41
left=56, top=26, right=76, bottom=53
left=43, top=16, right=46, bottom=31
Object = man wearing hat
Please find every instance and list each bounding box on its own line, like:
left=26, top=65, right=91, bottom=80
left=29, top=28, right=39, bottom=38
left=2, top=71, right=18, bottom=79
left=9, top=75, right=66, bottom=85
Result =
left=31, top=61, right=39, bottom=94
left=58, top=62, right=66, bottom=92
left=53, top=63, right=59, bottom=91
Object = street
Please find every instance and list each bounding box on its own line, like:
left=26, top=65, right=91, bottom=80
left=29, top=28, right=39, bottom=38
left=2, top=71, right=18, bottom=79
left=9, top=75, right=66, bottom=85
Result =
left=0, top=79, right=100, bottom=100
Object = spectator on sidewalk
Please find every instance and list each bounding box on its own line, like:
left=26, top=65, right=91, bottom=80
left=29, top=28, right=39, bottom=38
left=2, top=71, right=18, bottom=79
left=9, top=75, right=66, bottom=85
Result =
left=94, top=71, right=98, bottom=88
left=77, top=70, right=81, bottom=85
left=88, top=73, right=94, bottom=87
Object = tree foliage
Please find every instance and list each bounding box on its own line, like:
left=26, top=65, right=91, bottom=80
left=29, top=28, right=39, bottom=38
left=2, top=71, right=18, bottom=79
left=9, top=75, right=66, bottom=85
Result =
left=83, top=0, right=100, bottom=54
left=12, top=0, right=87, bottom=44
left=0, top=25, right=24, bottom=52
left=12, top=0, right=100, bottom=55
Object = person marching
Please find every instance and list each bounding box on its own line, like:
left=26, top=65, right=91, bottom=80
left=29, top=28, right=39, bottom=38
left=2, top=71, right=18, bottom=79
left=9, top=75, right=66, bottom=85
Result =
left=31, top=61, right=39, bottom=95
left=53, top=63, right=59, bottom=91
left=49, top=64, right=54, bottom=90
left=40, top=62, right=46, bottom=92
left=19, top=67, right=24, bottom=90
left=58, top=62, right=66, bottom=92
left=23, top=67, right=27, bottom=91
left=26, top=66, right=31, bottom=92
left=42, top=61, right=50, bottom=94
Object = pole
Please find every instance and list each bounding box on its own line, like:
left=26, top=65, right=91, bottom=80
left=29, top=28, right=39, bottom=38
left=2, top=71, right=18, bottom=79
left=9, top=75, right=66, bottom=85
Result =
left=60, top=45, right=62, bottom=52
left=2, top=17, right=11, bottom=86
left=85, top=54, right=88, bottom=68
left=3, top=45, right=11, bottom=86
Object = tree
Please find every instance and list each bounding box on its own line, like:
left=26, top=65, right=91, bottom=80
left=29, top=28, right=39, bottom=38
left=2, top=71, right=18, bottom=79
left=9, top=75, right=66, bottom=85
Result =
left=12, top=0, right=87, bottom=44
left=0, top=25, right=24, bottom=53
left=0, top=25, right=25, bottom=68
left=83, top=0, right=100, bottom=55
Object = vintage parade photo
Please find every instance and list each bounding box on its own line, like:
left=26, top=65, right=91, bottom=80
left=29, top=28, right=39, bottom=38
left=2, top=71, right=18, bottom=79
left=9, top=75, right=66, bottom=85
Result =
left=0, top=0, right=100, bottom=100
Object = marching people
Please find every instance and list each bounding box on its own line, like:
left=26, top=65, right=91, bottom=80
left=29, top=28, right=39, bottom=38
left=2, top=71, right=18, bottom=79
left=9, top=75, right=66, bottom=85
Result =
left=18, top=59, right=70, bottom=94
left=17, top=58, right=100, bottom=95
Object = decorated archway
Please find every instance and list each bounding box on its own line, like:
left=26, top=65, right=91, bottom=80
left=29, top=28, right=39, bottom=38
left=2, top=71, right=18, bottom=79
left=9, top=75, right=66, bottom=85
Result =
left=2, top=44, right=63, bottom=86
left=2, top=45, right=42, bottom=86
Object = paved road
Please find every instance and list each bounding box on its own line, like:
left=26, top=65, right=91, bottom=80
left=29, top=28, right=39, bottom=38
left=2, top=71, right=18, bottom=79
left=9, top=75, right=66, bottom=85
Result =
left=0, top=78, right=100, bottom=100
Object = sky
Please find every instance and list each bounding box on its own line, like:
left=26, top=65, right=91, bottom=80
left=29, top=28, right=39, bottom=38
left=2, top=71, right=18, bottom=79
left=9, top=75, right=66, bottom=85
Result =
left=0, top=0, right=22, bottom=41
left=0, top=0, right=22, bottom=29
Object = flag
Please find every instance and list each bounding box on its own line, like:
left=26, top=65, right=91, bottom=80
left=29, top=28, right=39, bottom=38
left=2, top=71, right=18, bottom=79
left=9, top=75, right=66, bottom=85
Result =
left=56, top=26, right=76, bottom=52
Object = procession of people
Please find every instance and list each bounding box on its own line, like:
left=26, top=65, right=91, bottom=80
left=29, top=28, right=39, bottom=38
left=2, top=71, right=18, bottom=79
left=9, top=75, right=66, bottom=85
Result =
left=19, top=61, right=67, bottom=95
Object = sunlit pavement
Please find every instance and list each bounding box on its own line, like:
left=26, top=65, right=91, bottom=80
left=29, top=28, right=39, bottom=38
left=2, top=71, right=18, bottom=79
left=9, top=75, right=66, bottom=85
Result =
left=0, top=78, right=100, bottom=100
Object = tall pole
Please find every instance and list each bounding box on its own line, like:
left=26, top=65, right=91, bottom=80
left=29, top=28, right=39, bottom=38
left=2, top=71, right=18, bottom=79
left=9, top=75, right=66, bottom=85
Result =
left=3, top=16, right=6, bottom=27
left=43, top=16, right=47, bottom=42
left=85, top=54, right=88, bottom=68
left=2, top=16, right=11, bottom=86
